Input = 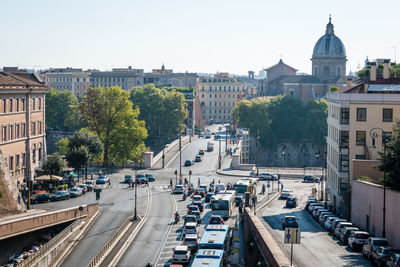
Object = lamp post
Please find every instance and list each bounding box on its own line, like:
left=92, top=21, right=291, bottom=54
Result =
left=369, top=127, right=388, bottom=238
left=219, top=137, right=222, bottom=169
left=225, top=124, right=228, bottom=154
left=315, top=149, right=326, bottom=204
left=162, top=148, right=165, bottom=168
left=133, top=166, right=137, bottom=220
left=179, top=135, right=182, bottom=180
left=281, top=150, right=285, bottom=169
left=256, top=130, right=260, bottom=176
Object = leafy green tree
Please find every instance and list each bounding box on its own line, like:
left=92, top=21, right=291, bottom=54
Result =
left=68, top=131, right=103, bottom=159
left=56, top=137, right=69, bottom=155
left=390, top=64, right=400, bottom=76
left=45, top=88, right=82, bottom=131
left=130, top=84, right=188, bottom=145
left=43, top=153, right=66, bottom=178
left=79, top=86, right=148, bottom=166
left=329, top=86, right=339, bottom=92
left=66, top=146, right=90, bottom=172
left=379, top=120, right=400, bottom=189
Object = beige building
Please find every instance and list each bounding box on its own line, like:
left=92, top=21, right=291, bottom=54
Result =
left=197, top=73, right=255, bottom=123
left=42, top=68, right=91, bottom=99
left=326, top=59, right=400, bottom=218
left=90, top=67, right=144, bottom=90
left=0, top=72, right=48, bottom=186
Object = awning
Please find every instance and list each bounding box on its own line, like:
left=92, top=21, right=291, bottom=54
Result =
left=67, top=173, right=78, bottom=178
left=36, top=175, right=63, bottom=182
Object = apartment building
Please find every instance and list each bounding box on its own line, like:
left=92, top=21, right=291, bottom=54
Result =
left=197, top=73, right=255, bottom=124
left=0, top=72, right=48, bottom=185
left=42, top=68, right=91, bottom=99
left=144, top=64, right=198, bottom=88
left=90, top=67, right=144, bottom=90
left=325, top=59, right=400, bottom=218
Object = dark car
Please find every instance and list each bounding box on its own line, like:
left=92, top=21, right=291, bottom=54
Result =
left=205, top=192, right=214, bottom=203
left=209, top=215, right=224, bottom=225
left=371, top=247, right=400, bottom=267
left=51, top=191, right=70, bottom=201
left=124, top=175, right=133, bottom=183
left=146, top=174, right=155, bottom=182
left=386, top=253, right=400, bottom=267
left=199, top=150, right=205, bottom=155
left=305, top=198, right=318, bottom=210
left=96, top=175, right=109, bottom=184
left=303, top=175, right=316, bottom=183
left=195, top=155, right=202, bottom=162
left=184, top=215, right=198, bottom=225
left=184, top=160, right=193, bottom=166
left=192, top=200, right=204, bottom=212
left=32, top=193, right=51, bottom=204
left=281, top=216, right=298, bottom=230
left=286, top=197, right=298, bottom=208
left=136, top=174, right=148, bottom=184
left=187, top=205, right=200, bottom=214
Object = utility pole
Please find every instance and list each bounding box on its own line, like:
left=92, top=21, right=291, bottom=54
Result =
left=133, top=167, right=137, bottom=220
left=256, top=129, right=260, bottom=176
left=162, top=148, right=165, bottom=168
left=179, top=135, right=182, bottom=179
left=219, top=138, right=222, bottom=169
left=225, top=124, right=228, bottom=154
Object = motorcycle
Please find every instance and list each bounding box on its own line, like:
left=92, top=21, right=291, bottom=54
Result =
left=262, top=185, right=266, bottom=195
left=175, top=214, right=180, bottom=223
left=182, top=193, right=187, bottom=201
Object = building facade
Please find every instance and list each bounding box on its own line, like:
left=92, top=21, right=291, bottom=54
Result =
left=42, top=68, right=91, bottom=99
left=144, top=64, right=197, bottom=89
left=197, top=73, right=255, bottom=124
left=0, top=72, right=48, bottom=185
left=326, top=59, right=400, bottom=218
left=90, top=67, right=144, bottom=90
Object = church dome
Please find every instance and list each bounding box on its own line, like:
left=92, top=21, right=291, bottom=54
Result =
left=312, top=17, right=346, bottom=57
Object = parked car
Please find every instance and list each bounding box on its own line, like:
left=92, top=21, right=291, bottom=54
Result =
left=330, top=218, right=347, bottom=233
left=371, top=247, right=400, bottom=267
left=77, top=184, right=87, bottom=194
left=31, top=193, right=51, bottom=204
left=313, top=208, right=329, bottom=219
left=324, top=216, right=339, bottom=230
left=362, top=237, right=389, bottom=260
left=192, top=200, right=204, bottom=212
left=259, top=173, right=275, bottom=180
left=96, top=175, right=109, bottom=184
left=348, top=231, right=370, bottom=251
left=305, top=198, right=318, bottom=210
left=136, top=174, right=147, bottom=184
left=386, top=253, right=400, bottom=267
left=184, top=215, right=198, bottom=225
left=205, top=192, right=214, bottom=203
left=308, top=203, right=324, bottom=213
left=319, top=212, right=334, bottom=225
left=51, top=191, right=70, bottom=201
left=194, top=155, right=202, bottom=162
left=286, top=197, right=298, bottom=208
left=69, top=187, right=83, bottom=197
left=184, top=160, right=194, bottom=166
left=84, top=180, right=95, bottom=191
left=174, top=185, right=184, bottom=194
left=199, top=149, right=205, bottom=155
left=339, top=227, right=359, bottom=245
left=209, top=215, right=224, bottom=225
left=172, top=246, right=191, bottom=263
left=183, top=234, right=198, bottom=251
left=334, top=222, right=353, bottom=238
left=281, top=216, right=298, bottom=230
left=303, top=175, right=317, bottom=183
left=280, top=189, right=292, bottom=199
left=146, top=174, right=155, bottom=182
left=183, top=222, right=198, bottom=235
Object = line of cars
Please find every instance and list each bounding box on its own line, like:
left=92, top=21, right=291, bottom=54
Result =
left=185, top=149, right=208, bottom=167
left=31, top=180, right=95, bottom=204
left=123, top=173, right=156, bottom=184
left=306, top=198, right=400, bottom=267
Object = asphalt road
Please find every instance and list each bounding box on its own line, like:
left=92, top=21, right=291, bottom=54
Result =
left=257, top=178, right=372, bottom=267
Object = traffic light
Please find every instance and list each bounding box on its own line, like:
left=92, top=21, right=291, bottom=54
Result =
left=189, top=170, right=192, bottom=175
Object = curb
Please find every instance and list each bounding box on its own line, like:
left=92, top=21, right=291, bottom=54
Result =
left=164, top=136, right=198, bottom=169
left=216, top=170, right=303, bottom=179
left=108, top=186, right=152, bottom=266
left=256, top=191, right=280, bottom=212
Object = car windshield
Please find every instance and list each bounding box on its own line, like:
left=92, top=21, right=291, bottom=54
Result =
left=185, top=216, right=195, bottom=222
left=374, top=240, right=388, bottom=246
left=85, top=181, right=93, bottom=184
left=174, top=250, right=187, bottom=255
left=355, top=234, right=369, bottom=239
left=285, top=217, right=296, bottom=222
left=282, top=189, right=290, bottom=193
left=70, top=188, right=78, bottom=192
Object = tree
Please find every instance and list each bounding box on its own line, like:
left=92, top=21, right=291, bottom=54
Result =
left=130, top=84, right=188, bottom=146
left=79, top=86, right=148, bottom=166
left=329, top=86, right=340, bottom=93
left=56, top=137, right=69, bottom=155
left=43, top=154, right=66, bottom=178
left=68, top=131, right=103, bottom=160
left=379, top=120, right=400, bottom=189
left=45, top=88, right=82, bottom=132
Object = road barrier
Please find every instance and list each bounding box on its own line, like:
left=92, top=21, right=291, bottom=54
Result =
left=19, top=218, right=82, bottom=267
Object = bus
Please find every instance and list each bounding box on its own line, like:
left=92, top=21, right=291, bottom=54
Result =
left=211, top=190, right=236, bottom=219
left=233, top=180, right=251, bottom=206
left=198, top=225, right=231, bottom=250
left=190, top=249, right=223, bottom=267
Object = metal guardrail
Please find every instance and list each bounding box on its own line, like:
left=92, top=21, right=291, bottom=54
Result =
left=87, top=216, right=132, bottom=267
left=19, top=218, right=82, bottom=267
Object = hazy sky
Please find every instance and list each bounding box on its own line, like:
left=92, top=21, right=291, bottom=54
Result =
left=1, top=0, right=399, bottom=75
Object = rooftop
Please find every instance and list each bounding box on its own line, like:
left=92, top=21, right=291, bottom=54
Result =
left=0, top=72, right=47, bottom=88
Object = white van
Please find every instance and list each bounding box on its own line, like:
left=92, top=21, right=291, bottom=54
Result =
left=215, top=183, right=225, bottom=193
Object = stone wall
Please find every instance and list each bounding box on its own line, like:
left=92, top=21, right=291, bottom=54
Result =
left=46, top=131, right=73, bottom=155
left=0, top=153, right=26, bottom=217
left=249, top=137, right=324, bottom=168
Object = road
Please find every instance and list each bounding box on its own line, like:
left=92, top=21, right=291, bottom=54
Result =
left=257, top=178, right=371, bottom=267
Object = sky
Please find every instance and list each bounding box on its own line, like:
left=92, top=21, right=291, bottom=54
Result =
left=1, top=0, right=400, bottom=76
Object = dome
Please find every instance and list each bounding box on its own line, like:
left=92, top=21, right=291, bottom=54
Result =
left=312, top=17, right=346, bottom=57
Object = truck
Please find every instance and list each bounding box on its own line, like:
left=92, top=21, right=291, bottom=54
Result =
left=207, top=142, right=214, bottom=152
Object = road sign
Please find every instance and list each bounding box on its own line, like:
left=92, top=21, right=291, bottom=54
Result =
left=284, top=227, right=301, bottom=244
left=278, top=180, right=281, bottom=184
left=267, top=184, right=271, bottom=189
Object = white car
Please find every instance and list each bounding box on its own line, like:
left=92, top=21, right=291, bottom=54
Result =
left=324, top=216, right=339, bottom=230
left=259, top=173, right=275, bottom=181
left=215, top=183, right=225, bottom=193
left=280, top=189, right=292, bottom=199
left=173, top=185, right=184, bottom=194
left=183, top=234, right=198, bottom=250
left=172, top=245, right=191, bottom=263
left=183, top=222, right=198, bottom=235
left=69, top=187, right=83, bottom=197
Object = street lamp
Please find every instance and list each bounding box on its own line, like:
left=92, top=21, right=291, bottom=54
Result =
left=179, top=135, right=182, bottom=181
left=281, top=150, right=285, bottom=169
left=133, top=166, right=138, bottom=220
left=219, top=137, right=222, bottom=169
left=315, top=149, right=326, bottom=205
left=369, top=127, right=389, bottom=238
left=225, top=124, right=228, bottom=154
left=256, top=130, right=260, bottom=176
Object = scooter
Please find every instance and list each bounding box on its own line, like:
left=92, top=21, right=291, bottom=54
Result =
left=175, top=214, right=180, bottom=223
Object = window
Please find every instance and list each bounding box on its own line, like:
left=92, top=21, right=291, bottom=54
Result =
left=340, top=154, right=349, bottom=172
left=32, top=98, right=36, bottom=110
left=38, top=121, right=42, bottom=135
left=356, top=131, right=366, bottom=146
left=10, top=125, right=14, bottom=140
left=32, top=121, right=36, bottom=136
left=383, top=108, right=393, bottom=122
left=9, top=156, right=13, bottom=171
left=16, top=154, right=20, bottom=169
left=22, top=123, right=26, bottom=137
left=340, top=108, right=349, bottom=124
left=38, top=97, right=42, bottom=110
left=38, top=147, right=42, bottom=162
left=202, top=94, right=204, bottom=98
left=22, top=98, right=25, bottom=111
left=16, top=124, right=20, bottom=139
left=2, top=125, right=7, bottom=141
left=356, top=155, right=366, bottom=160
left=3, top=99, right=6, bottom=113
left=9, top=99, right=13, bottom=112
left=32, top=148, right=36, bottom=164
left=357, top=108, right=366, bottom=121
left=340, top=131, right=349, bottom=148
left=22, top=153, right=26, bottom=167
left=16, top=99, right=19, bottom=112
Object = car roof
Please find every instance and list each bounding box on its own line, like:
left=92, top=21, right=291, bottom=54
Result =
left=175, top=245, right=188, bottom=251
left=184, top=234, right=198, bottom=239
left=185, top=222, right=197, bottom=227
left=285, top=215, right=296, bottom=219
left=370, top=237, right=388, bottom=241
left=282, top=189, right=291, bottom=192
left=354, top=231, right=369, bottom=234
left=211, top=215, right=222, bottom=218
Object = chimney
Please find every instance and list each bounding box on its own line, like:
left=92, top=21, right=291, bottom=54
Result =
left=369, top=62, right=377, bottom=81
left=347, top=77, right=352, bottom=87
left=383, top=59, right=390, bottom=79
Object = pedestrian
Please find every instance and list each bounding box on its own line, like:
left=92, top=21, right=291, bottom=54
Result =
left=108, top=180, right=111, bottom=188
left=281, top=183, right=284, bottom=192
left=170, top=178, right=173, bottom=188
left=198, top=178, right=200, bottom=187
